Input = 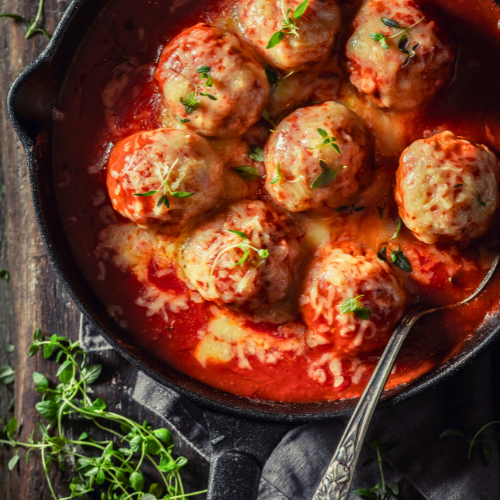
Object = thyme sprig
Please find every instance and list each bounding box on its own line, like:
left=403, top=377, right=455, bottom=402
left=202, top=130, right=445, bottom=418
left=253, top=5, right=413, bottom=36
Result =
left=267, top=0, right=309, bottom=49
left=310, top=160, right=346, bottom=190
left=340, top=295, right=372, bottom=320
left=441, top=421, right=500, bottom=465
left=265, top=68, right=294, bottom=91
left=376, top=220, right=412, bottom=272
left=270, top=162, right=283, bottom=184
left=262, top=110, right=277, bottom=133
left=307, top=128, right=341, bottom=154
left=0, top=0, right=51, bottom=40
left=0, top=329, right=206, bottom=499
left=370, top=16, right=424, bottom=68
left=179, top=66, right=217, bottom=115
left=248, top=145, right=265, bottom=162
left=133, top=159, right=194, bottom=209
left=209, top=230, right=269, bottom=295
left=352, top=441, right=399, bottom=499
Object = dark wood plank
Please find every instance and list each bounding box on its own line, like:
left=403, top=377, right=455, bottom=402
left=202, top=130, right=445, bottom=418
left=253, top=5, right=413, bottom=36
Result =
left=0, top=1, right=209, bottom=498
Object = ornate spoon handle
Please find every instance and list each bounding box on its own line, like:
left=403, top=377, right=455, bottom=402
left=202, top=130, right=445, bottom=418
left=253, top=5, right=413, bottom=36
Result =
left=312, top=306, right=425, bottom=500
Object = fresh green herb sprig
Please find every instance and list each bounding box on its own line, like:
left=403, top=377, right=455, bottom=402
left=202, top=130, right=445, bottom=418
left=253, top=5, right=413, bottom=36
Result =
left=248, top=145, right=265, bottom=162
left=265, top=68, right=294, bottom=91
left=340, top=295, right=372, bottom=320
left=179, top=66, right=217, bottom=115
left=1, top=0, right=51, bottom=40
left=133, top=159, right=194, bottom=209
left=0, top=329, right=206, bottom=500
left=270, top=163, right=283, bottom=184
left=307, top=128, right=341, bottom=154
left=352, top=441, right=399, bottom=500
left=267, top=0, right=309, bottom=49
left=209, top=230, right=269, bottom=295
left=262, top=110, right=277, bottom=133
left=370, top=17, right=424, bottom=68
left=0, top=269, right=9, bottom=280
left=310, top=160, right=346, bottom=190
left=233, top=166, right=260, bottom=182
left=440, top=421, right=500, bottom=465
left=376, top=220, right=412, bottom=272
left=0, top=365, right=14, bottom=385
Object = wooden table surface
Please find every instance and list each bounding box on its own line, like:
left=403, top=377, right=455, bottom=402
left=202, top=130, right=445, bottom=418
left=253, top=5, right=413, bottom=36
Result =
left=0, top=1, right=209, bottom=497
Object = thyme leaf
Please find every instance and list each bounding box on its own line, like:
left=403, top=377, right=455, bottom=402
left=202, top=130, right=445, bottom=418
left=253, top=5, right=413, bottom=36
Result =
left=266, top=0, right=309, bottom=49
left=179, top=66, right=217, bottom=115
left=369, top=16, right=424, bottom=68
left=0, top=269, right=9, bottom=281
left=233, top=166, right=260, bottom=182
left=340, top=295, right=372, bottom=320
left=133, top=159, right=194, bottom=207
left=441, top=421, right=500, bottom=465
left=390, top=246, right=412, bottom=272
left=248, top=145, right=265, bottom=162
left=310, top=161, right=346, bottom=189
left=306, top=128, right=341, bottom=153
left=262, top=110, right=277, bottom=132
left=270, top=162, right=282, bottom=184
left=1, top=0, right=51, bottom=40
left=209, top=231, right=270, bottom=295
left=0, top=331, right=207, bottom=499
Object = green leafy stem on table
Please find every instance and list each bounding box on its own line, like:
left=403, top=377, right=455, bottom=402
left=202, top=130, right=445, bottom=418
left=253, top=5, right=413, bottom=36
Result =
left=0, top=330, right=207, bottom=500
left=1, top=0, right=51, bottom=40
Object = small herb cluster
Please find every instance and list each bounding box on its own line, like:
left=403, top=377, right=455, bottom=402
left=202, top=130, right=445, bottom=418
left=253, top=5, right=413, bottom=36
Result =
left=230, top=146, right=265, bottom=182
left=441, top=421, right=500, bottom=465
left=133, top=159, right=194, bottom=208
left=265, top=68, right=294, bottom=91
left=0, top=330, right=205, bottom=500
left=377, top=219, right=412, bottom=273
left=267, top=0, right=309, bottom=49
left=1, top=0, right=51, bottom=40
left=209, top=230, right=269, bottom=295
left=340, top=295, right=372, bottom=320
left=179, top=66, right=217, bottom=115
left=352, top=441, right=399, bottom=500
left=311, top=160, right=346, bottom=190
left=307, top=128, right=341, bottom=154
left=370, top=17, right=424, bottom=68
left=0, top=269, right=9, bottom=280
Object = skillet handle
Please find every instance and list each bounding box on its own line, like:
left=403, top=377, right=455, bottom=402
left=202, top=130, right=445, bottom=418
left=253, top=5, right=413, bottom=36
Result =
left=207, top=450, right=261, bottom=500
left=203, top=410, right=297, bottom=500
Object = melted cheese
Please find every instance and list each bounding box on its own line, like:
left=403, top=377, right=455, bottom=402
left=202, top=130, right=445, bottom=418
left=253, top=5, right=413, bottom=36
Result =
left=397, top=131, right=499, bottom=244
left=96, top=223, right=190, bottom=321
left=301, top=247, right=406, bottom=340
left=195, top=309, right=307, bottom=369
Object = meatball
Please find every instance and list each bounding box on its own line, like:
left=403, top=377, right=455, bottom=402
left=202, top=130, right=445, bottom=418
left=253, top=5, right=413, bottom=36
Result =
left=155, top=24, right=270, bottom=139
left=346, top=0, right=455, bottom=111
left=107, top=128, right=224, bottom=229
left=265, top=101, right=371, bottom=212
left=237, top=0, right=341, bottom=72
left=395, top=131, right=500, bottom=246
left=180, top=200, right=300, bottom=310
left=300, top=243, right=407, bottom=354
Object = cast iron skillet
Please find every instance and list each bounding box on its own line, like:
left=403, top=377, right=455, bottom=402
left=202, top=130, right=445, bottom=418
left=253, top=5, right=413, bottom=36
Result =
left=7, top=0, right=500, bottom=498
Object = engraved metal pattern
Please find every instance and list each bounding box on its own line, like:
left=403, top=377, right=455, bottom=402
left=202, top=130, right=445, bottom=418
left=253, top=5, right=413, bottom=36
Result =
left=312, top=254, right=500, bottom=500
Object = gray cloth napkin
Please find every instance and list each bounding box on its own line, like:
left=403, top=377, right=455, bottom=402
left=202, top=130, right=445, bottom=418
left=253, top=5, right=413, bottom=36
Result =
left=79, top=316, right=500, bottom=499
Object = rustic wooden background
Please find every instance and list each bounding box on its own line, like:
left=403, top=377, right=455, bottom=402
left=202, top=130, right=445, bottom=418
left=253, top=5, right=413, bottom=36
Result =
left=0, top=1, right=209, bottom=498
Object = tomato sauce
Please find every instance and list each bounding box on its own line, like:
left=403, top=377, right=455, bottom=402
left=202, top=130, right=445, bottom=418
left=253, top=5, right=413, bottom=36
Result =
left=52, top=0, right=500, bottom=402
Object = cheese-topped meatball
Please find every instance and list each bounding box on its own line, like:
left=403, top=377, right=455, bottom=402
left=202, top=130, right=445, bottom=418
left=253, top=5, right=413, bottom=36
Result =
left=180, top=200, right=300, bottom=310
left=155, top=24, right=270, bottom=139
left=265, top=101, right=371, bottom=212
left=346, top=0, right=455, bottom=111
left=107, top=128, right=224, bottom=229
left=300, top=243, right=407, bottom=354
left=395, top=131, right=500, bottom=246
left=237, top=0, right=341, bottom=72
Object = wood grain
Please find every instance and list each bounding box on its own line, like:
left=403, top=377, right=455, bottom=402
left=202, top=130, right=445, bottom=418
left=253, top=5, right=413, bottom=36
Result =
left=0, top=1, right=209, bottom=498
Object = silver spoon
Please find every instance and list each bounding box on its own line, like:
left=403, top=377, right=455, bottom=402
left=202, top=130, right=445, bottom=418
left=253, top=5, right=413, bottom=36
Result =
left=312, top=253, right=500, bottom=500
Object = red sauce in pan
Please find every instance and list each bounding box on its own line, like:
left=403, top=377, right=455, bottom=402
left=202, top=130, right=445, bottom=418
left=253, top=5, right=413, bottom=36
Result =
left=52, top=0, right=500, bottom=402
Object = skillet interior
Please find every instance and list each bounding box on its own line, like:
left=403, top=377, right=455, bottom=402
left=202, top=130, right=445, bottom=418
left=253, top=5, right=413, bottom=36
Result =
left=7, top=0, right=500, bottom=423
